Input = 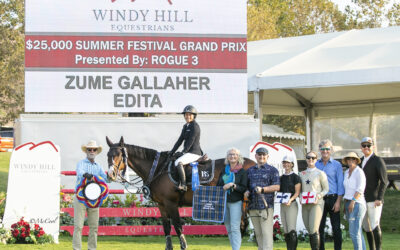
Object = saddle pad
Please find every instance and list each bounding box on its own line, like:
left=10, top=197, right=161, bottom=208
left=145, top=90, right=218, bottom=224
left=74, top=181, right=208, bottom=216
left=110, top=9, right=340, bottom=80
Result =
left=168, top=160, right=215, bottom=186
left=192, top=186, right=226, bottom=223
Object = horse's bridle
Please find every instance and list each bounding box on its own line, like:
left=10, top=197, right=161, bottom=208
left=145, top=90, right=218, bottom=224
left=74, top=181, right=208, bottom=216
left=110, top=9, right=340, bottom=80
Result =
left=109, top=146, right=166, bottom=197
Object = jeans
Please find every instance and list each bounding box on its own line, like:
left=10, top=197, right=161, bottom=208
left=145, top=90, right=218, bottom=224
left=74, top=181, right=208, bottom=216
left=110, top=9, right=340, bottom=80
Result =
left=224, top=200, right=242, bottom=250
left=345, top=201, right=366, bottom=250
left=320, top=195, right=342, bottom=250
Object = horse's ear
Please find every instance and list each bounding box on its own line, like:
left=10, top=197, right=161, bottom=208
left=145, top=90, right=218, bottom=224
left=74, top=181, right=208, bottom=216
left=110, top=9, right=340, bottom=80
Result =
left=119, top=136, right=125, bottom=147
left=106, top=136, right=113, bottom=147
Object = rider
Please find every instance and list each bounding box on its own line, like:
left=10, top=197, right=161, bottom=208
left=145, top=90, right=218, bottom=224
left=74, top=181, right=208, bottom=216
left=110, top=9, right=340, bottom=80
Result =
left=168, top=105, right=203, bottom=191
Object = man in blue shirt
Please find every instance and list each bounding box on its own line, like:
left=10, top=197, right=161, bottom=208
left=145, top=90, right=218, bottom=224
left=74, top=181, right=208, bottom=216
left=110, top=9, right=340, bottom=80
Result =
left=73, top=140, right=109, bottom=250
left=316, top=139, right=344, bottom=250
left=245, top=147, right=280, bottom=250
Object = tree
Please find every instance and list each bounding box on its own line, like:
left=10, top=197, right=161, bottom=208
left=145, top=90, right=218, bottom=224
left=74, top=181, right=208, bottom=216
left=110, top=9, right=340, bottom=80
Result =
left=247, top=0, right=347, bottom=41
left=344, top=0, right=400, bottom=28
left=0, top=0, right=24, bottom=126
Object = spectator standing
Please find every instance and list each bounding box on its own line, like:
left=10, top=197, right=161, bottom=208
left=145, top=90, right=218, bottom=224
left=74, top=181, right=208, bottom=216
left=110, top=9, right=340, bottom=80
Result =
left=279, top=155, right=301, bottom=250
left=316, top=139, right=344, bottom=250
left=300, top=151, right=329, bottom=250
left=217, top=147, right=248, bottom=250
left=245, top=147, right=280, bottom=250
left=360, top=137, right=388, bottom=250
left=342, top=152, right=367, bottom=250
left=73, top=140, right=109, bottom=250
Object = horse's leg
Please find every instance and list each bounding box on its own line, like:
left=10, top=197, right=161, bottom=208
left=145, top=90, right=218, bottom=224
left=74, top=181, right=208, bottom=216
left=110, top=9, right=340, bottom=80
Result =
left=159, top=205, right=173, bottom=250
left=166, top=201, right=187, bottom=250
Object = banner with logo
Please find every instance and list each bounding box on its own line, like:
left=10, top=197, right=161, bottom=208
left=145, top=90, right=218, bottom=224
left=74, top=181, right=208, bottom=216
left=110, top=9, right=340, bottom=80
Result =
left=3, top=141, right=61, bottom=243
left=25, top=0, right=247, bottom=113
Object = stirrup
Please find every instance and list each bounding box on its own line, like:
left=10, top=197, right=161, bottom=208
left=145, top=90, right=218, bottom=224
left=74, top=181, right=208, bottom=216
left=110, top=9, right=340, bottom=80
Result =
left=177, top=183, right=187, bottom=192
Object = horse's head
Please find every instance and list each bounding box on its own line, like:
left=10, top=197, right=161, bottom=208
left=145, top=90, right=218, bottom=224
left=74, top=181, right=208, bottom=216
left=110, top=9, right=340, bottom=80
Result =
left=106, top=136, right=128, bottom=182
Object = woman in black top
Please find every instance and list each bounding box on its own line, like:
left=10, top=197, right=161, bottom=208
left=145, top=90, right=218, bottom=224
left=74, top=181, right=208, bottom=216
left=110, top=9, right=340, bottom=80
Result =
left=279, top=155, right=301, bottom=250
left=168, top=105, right=202, bottom=191
left=217, top=147, right=248, bottom=250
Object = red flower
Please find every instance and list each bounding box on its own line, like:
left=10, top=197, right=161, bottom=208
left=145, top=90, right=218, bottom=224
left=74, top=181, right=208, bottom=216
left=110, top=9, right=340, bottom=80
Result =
left=273, top=215, right=279, bottom=219
left=39, top=230, right=45, bottom=236
left=11, top=223, right=17, bottom=228
left=34, top=224, right=40, bottom=230
left=21, top=232, right=26, bottom=238
left=21, top=227, right=26, bottom=232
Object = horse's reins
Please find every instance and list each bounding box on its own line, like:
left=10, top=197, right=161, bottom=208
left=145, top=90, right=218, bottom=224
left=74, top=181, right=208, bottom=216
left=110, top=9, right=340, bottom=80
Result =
left=110, top=146, right=167, bottom=197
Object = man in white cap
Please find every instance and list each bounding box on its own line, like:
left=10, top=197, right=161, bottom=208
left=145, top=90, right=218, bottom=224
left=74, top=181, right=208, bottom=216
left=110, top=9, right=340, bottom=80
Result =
left=73, top=140, right=108, bottom=250
left=360, top=137, right=388, bottom=250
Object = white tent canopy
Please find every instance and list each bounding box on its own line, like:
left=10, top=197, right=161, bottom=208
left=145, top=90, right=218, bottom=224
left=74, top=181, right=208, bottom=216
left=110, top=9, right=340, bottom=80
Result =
left=247, top=26, right=400, bottom=149
left=262, top=124, right=305, bottom=141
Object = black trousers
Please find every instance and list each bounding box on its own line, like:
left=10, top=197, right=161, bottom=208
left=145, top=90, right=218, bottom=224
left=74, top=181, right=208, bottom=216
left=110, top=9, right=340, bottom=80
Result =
left=319, top=194, right=342, bottom=250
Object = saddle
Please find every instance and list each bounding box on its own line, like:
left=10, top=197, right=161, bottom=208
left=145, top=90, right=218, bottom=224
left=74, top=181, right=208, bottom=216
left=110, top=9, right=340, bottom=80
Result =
left=167, top=153, right=215, bottom=186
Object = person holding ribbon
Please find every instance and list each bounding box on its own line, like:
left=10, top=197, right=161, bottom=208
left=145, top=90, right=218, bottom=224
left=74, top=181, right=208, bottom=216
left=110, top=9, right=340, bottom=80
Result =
left=300, top=151, right=329, bottom=250
left=73, top=140, right=109, bottom=250
left=342, top=152, right=367, bottom=250
left=279, top=155, right=301, bottom=250
left=217, top=147, right=248, bottom=250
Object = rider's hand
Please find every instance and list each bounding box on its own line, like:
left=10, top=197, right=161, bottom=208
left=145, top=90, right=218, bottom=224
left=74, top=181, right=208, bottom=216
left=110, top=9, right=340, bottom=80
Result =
left=83, top=173, right=93, bottom=180
left=255, top=186, right=262, bottom=194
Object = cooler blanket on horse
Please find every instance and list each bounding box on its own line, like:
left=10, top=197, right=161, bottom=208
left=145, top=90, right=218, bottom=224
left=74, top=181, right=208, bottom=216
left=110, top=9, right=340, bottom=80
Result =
left=192, top=186, right=227, bottom=223
left=76, top=175, right=109, bottom=208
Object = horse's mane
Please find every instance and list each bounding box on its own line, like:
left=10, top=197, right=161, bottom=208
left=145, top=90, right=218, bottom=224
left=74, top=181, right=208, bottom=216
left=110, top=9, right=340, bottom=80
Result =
left=125, top=143, right=165, bottom=160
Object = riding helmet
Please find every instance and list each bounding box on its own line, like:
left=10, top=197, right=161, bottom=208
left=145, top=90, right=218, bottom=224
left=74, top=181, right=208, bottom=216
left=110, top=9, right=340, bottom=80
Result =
left=182, top=105, right=198, bottom=116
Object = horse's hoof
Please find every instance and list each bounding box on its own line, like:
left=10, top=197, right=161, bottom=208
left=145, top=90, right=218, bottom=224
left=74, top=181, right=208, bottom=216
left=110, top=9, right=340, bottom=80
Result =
left=165, top=235, right=173, bottom=250
left=179, top=234, right=187, bottom=249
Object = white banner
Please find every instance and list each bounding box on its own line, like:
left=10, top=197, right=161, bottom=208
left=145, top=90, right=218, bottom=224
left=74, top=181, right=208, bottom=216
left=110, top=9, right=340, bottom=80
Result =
left=26, top=0, right=246, bottom=34
left=25, top=71, right=247, bottom=112
left=3, top=141, right=60, bottom=243
left=25, top=0, right=247, bottom=113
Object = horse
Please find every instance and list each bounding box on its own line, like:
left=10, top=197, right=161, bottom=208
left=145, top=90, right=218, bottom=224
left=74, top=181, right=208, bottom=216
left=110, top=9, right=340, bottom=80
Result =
left=106, top=136, right=255, bottom=250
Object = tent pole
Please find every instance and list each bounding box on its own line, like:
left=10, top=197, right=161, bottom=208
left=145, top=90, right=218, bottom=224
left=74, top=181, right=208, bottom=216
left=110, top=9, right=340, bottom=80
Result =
left=305, top=108, right=314, bottom=152
left=253, top=89, right=264, bottom=140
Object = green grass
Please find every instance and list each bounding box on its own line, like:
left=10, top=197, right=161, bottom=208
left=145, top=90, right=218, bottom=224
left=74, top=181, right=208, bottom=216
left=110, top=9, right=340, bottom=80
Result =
left=0, top=152, right=11, bottom=193
left=0, top=152, right=399, bottom=249
left=0, top=233, right=399, bottom=249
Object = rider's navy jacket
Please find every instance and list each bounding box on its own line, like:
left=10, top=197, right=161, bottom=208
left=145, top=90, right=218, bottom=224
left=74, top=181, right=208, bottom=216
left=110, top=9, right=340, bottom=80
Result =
left=170, top=120, right=202, bottom=155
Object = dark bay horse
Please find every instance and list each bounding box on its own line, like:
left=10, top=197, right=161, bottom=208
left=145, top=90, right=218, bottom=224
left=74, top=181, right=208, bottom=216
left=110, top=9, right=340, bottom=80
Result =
left=106, top=136, right=255, bottom=250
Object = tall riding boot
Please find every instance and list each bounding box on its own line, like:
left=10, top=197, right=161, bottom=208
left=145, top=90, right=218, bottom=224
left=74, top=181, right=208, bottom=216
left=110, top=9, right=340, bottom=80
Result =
left=285, top=233, right=290, bottom=250
left=309, top=232, right=320, bottom=250
left=373, top=226, right=382, bottom=250
left=289, top=230, right=298, bottom=250
left=177, top=163, right=187, bottom=191
left=365, top=231, right=376, bottom=250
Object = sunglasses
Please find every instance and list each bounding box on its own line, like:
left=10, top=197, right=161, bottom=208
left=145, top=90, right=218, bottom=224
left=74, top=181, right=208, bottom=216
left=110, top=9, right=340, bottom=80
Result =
left=256, top=153, right=267, bottom=156
left=87, top=148, right=98, bottom=152
left=346, top=157, right=357, bottom=161
left=320, top=147, right=331, bottom=151
left=361, top=144, right=372, bottom=148
left=306, top=156, right=317, bottom=160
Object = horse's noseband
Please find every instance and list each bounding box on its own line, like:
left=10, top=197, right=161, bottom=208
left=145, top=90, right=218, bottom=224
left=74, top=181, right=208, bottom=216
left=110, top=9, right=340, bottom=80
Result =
left=109, top=147, right=128, bottom=181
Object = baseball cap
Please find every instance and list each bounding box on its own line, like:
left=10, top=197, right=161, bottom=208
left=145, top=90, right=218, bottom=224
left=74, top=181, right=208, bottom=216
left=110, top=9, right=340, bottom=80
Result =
left=361, top=137, right=373, bottom=145
left=282, top=155, right=294, bottom=163
left=256, top=147, right=269, bottom=154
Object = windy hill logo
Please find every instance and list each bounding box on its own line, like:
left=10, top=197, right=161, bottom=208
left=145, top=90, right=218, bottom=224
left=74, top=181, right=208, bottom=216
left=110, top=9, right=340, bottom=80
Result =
left=111, top=0, right=173, bottom=4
